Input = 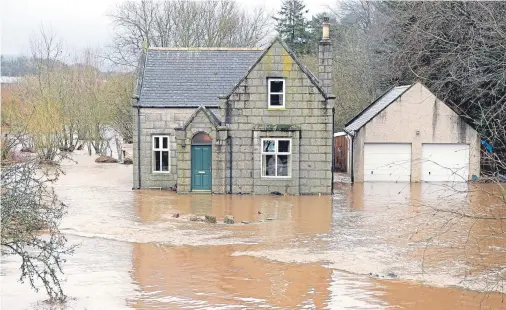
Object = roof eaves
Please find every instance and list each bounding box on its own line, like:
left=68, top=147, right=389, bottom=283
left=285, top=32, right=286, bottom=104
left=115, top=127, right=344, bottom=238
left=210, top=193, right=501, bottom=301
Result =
left=133, top=50, right=148, bottom=101
left=207, top=109, right=222, bottom=126
left=132, top=105, right=213, bottom=108
left=148, top=47, right=263, bottom=51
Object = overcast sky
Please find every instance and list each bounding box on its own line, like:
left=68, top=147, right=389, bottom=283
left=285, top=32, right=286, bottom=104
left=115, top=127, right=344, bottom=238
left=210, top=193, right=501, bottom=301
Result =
left=1, top=0, right=336, bottom=57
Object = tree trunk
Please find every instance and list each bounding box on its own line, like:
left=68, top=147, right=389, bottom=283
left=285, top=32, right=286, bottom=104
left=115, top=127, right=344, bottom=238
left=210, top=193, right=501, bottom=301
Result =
left=115, top=137, right=123, bottom=162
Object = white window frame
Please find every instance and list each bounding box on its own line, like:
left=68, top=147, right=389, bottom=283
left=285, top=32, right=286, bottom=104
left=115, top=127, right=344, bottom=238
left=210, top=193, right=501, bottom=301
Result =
left=152, top=135, right=170, bottom=173
left=261, top=138, right=292, bottom=178
left=267, top=78, right=285, bottom=108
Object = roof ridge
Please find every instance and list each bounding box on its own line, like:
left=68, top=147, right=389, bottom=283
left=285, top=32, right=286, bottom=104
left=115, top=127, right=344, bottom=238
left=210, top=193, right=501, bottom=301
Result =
left=148, top=47, right=264, bottom=51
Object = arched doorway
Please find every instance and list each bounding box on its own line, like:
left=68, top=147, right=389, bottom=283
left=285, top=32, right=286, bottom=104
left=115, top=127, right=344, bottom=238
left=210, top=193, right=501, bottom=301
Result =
left=191, top=132, right=212, bottom=191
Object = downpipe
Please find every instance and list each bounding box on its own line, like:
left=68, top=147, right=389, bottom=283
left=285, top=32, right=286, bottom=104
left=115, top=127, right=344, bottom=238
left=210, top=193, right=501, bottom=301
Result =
left=229, top=136, right=233, bottom=194
left=137, top=106, right=142, bottom=189
left=331, top=107, right=335, bottom=194
left=343, top=128, right=354, bottom=183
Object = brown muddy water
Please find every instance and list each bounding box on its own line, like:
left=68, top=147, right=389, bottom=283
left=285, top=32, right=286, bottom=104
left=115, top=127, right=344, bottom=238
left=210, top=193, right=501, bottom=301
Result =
left=1, top=151, right=505, bottom=309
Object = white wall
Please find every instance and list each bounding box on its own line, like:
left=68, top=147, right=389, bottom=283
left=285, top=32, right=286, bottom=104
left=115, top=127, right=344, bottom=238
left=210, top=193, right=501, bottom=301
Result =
left=352, top=82, right=480, bottom=182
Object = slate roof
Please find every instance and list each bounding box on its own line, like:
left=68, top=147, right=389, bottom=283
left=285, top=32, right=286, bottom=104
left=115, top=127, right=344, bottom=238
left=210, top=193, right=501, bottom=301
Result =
left=345, top=85, right=412, bottom=133
left=136, top=48, right=263, bottom=107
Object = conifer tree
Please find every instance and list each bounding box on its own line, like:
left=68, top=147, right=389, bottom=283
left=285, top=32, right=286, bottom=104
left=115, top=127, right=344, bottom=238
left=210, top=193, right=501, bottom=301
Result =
left=274, top=0, right=311, bottom=55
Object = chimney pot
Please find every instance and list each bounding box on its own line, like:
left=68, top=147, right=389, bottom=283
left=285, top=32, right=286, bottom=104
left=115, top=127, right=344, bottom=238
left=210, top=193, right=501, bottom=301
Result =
left=322, top=16, right=330, bottom=41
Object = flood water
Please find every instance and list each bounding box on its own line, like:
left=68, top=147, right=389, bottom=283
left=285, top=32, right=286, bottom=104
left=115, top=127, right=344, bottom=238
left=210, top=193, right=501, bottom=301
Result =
left=1, top=151, right=505, bottom=309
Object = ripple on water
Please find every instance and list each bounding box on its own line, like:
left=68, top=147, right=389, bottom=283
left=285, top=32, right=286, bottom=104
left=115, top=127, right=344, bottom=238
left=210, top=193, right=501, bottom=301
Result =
left=2, top=152, right=505, bottom=309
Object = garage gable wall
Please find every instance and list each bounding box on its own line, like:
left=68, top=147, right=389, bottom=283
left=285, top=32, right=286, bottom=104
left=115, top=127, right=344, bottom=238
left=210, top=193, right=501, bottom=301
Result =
left=363, top=83, right=476, bottom=144
left=353, top=82, right=480, bottom=182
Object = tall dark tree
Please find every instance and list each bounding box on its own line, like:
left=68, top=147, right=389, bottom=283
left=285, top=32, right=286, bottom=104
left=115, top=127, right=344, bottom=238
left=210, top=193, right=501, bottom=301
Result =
left=375, top=1, right=506, bottom=173
left=307, top=13, right=333, bottom=55
left=274, top=0, right=311, bottom=56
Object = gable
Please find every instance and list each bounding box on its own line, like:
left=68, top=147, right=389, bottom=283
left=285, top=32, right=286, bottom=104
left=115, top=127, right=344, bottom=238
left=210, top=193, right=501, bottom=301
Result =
left=346, top=82, right=477, bottom=135
left=363, top=82, right=478, bottom=139
left=177, top=105, right=221, bottom=131
left=224, top=38, right=330, bottom=100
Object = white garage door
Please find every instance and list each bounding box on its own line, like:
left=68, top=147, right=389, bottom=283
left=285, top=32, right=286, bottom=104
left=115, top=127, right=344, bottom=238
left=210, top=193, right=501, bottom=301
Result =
left=422, top=144, right=469, bottom=182
left=364, top=143, right=412, bottom=182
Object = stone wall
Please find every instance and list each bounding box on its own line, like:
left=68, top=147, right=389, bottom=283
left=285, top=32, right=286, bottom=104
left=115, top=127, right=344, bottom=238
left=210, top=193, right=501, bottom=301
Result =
left=224, top=40, right=334, bottom=195
left=174, top=109, right=227, bottom=194
left=132, top=107, right=221, bottom=189
left=134, top=39, right=334, bottom=195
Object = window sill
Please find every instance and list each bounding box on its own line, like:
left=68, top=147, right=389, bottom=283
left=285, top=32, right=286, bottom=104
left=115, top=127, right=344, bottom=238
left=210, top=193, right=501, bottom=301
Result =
left=267, top=107, right=286, bottom=111
left=152, top=171, right=171, bottom=174
left=261, top=176, right=292, bottom=179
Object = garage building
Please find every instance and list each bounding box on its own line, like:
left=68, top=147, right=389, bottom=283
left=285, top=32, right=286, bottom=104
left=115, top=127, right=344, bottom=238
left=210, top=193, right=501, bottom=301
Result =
left=344, top=82, right=480, bottom=183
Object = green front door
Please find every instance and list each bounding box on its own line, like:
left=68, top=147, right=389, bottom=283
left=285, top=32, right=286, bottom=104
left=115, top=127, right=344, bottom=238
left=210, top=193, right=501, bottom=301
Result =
left=191, top=145, right=212, bottom=191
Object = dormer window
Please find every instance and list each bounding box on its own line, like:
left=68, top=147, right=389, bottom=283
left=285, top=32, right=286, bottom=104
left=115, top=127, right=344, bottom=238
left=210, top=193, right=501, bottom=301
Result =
left=268, top=78, right=285, bottom=108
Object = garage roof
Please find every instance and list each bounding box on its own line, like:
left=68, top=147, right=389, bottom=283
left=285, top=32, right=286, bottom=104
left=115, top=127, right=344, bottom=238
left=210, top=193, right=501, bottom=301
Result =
left=345, top=85, right=412, bottom=133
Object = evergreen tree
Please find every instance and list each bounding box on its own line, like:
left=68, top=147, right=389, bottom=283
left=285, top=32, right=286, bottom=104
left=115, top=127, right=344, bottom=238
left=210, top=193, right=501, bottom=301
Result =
left=307, top=13, right=338, bottom=55
left=274, top=0, right=311, bottom=56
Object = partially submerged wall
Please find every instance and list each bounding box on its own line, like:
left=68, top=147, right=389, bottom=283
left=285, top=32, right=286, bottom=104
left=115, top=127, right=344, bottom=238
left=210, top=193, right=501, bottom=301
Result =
left=353, top=83, right=480, bottom=182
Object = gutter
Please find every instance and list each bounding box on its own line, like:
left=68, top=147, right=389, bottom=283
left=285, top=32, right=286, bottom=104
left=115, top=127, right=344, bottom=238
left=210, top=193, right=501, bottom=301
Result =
left=342, top=128, right=354, bottom=183
left=132, top=105, right=218, bottom=109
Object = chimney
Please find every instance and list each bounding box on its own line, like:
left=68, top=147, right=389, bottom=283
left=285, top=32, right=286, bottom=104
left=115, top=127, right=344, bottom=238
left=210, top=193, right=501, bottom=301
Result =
left=318, top=16, right=333, bottom=96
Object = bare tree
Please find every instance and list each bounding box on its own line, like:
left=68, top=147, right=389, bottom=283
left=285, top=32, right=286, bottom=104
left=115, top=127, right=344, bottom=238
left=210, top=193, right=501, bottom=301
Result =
left=347, top=1, right=506, bottom=294
left=1, top=80, right=31, bottom=162
left=110, top=74, right=135, bottom=144
left=1, top=159, right=75, bottom=301
left=23, top=28, right=71, bottom=162
left=374, top=1, right=506, bottom=173
left=107, top=0, right=272, bottom=68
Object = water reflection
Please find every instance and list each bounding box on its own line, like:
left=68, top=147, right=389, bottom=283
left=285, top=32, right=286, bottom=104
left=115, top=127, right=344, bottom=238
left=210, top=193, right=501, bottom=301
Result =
left=130, top=244, right=336, bottom=309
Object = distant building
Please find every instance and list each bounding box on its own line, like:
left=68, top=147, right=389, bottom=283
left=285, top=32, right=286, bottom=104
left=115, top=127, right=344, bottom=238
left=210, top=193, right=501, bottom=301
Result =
left=1, top=76, right=20, bottom=93
left=0, top=76, right=21, bottom=84
left=1, top=76, right=21, bottom=103
left=132, top=19, right=336, bottom=195
left=345, top=82, right=480, bottom=183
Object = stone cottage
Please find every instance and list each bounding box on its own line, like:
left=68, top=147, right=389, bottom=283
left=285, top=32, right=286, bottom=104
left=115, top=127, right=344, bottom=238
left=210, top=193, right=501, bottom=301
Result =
left=344, top=82, right=480, bottom=183
left=132, top=19, right=335, bottom=195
